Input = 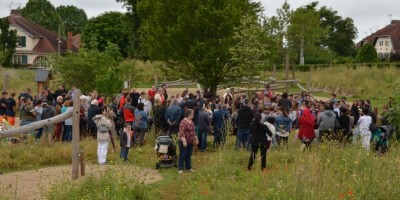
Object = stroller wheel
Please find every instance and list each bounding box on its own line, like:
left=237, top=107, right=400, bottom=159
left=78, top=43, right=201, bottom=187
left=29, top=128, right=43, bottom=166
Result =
left=156, top=163, right=160, bottom=169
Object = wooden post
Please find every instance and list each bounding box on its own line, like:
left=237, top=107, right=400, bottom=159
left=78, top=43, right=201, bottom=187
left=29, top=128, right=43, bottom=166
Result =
left=307, top=66, right=312, bottom=91
left=154, top=74, right=158, bottom=87
left=79, top=150, right=85, bottom=176
left=72, top=89, right=81, bottom=180
left=285, top=53, right=289, bottom=93
left=2, top=74, right=9, bottom=93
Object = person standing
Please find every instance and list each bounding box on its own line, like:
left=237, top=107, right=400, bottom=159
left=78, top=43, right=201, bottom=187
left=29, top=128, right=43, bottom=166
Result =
left=212, top=104, right=228, bottom=146
left=42, top=101, right=56, bottom=146
left=198, top=107, right=211, bottom=152
left=134, top=103, right=148, bottom=146
left=93, top=107, right=113, bottom=164
left=148, top=85, right=157, bottom=105
left=87, top=99, right=102, bottom=137
left=357, top=108, right=372, bottom=150
left=53, top=96, right=64, bottom=141
left=62, top=101, right=73, bottom=142
left=119, top=123, right=133, bottom=161
left=34, top=100, right=44, bottom=142
left=0, top=92, right=8, bottom=123
left=5, top=92, right=16, bottom=126
left=236, top=99, right=254, bottom=149
left=275, top=107, right=292, bottom=146
left=248, top=113, right=272, bottom=171
left=178, top=109, right=199, bottom=174
left=165, top=99, right=182, bottom=135
left=19, top=98, right=36, bottom=127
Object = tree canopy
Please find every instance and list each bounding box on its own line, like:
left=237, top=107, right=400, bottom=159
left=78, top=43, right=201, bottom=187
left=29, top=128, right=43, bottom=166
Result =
left=56, top=5, right=88, bottom=35
left=54, top=42, right=123, bottom=95
left=82, top=12, right=130, bottom=57
left=137, top=0, right=265, bottom=92
left=355, top=43, right=378, bottom=63
left=0, top=18, right=17, bottom=67
left=21, top=0, right=61, bottom=33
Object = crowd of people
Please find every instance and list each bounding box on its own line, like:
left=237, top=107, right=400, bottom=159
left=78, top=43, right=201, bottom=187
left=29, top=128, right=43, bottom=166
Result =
left=0, top=83, right=390, bottom=172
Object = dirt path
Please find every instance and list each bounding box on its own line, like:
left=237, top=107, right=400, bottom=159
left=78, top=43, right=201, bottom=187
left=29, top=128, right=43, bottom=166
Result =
left=0, top=164, right=162, bottom=200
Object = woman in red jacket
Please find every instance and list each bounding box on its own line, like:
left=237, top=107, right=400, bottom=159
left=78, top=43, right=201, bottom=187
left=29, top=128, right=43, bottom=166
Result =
left=298, top=106, right=315, bottom=150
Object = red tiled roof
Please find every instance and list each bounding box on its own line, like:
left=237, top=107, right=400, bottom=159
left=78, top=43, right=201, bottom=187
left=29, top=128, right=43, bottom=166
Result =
left=356, top=20, right=400, bottom=52
left=7, top=10, right=78, bottom=54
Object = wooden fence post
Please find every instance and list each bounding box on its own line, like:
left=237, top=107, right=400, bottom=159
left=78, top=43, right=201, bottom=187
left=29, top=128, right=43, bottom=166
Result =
left=72, top=89, right=81, bottom=180
left=2, top=74, right=9, bottom=93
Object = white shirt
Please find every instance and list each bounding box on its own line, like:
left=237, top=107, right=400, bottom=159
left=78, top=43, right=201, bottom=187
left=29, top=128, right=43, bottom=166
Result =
left=264, top=122, right=276, bottom=141
left=357, top=115, right=372, bottom=135
left=64, top=107, right=74, bottom=125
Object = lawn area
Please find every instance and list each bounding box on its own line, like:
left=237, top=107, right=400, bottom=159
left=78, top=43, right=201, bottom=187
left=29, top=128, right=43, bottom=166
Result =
left=1, top=130, right=400, bottom=199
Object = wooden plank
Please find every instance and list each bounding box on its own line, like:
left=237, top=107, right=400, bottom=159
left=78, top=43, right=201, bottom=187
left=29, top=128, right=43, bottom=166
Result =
left=72, top=89, right=81, bottom=180
left=0, top=110, right=73, bottom=138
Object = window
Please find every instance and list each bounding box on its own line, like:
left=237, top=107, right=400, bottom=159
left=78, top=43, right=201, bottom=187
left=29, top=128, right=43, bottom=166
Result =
left=13, top=54, right=28, bottom=64
left=33, top=56, right=49, bottom=68
left=17, top=36, right=26, bottom=47
left=379, top=41, right=384, bottom=46
left=385, top=41, right=389, bottom=46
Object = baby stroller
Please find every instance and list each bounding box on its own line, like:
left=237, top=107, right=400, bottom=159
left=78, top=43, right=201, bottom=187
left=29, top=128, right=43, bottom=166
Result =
left=371, top=125, right=392, bottom=154
left=154, top=136, right=177, bottom=169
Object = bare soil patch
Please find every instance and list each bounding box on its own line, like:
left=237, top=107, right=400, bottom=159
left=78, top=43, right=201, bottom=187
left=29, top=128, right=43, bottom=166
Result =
left=0, top=164, right=162, bottom=200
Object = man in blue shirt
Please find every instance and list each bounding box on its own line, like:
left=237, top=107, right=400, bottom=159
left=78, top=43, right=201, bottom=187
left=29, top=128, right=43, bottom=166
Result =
left=165, top=99, right=182, bottom=135
left=213, top=104, right=228, bottom=146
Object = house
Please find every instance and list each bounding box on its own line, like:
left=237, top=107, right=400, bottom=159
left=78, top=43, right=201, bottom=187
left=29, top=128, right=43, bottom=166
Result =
left=356, top=20, right=400, bottom=60
left=6, top=9, right=79, bottom=67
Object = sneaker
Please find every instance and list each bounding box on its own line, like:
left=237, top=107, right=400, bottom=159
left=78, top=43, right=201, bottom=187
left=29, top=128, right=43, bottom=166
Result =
left=188, top=169, right=195, bottom=172
left=178, top=170, right=183, bottom=174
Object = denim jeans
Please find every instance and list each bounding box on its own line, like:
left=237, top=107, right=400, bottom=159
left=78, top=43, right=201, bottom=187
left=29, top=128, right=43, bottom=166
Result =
left=120, top=147, right=129, bottom=161
left=200, top=132, right=207, bottom=151
left=63, top=125, right=72, bottom=142
left=214, top=126, right=226, bottom=146
left=178, top=141, right=193, bottom=170
left=35, top=128, right=44, bottom=140
left=236, top=128, right=250, bottom=149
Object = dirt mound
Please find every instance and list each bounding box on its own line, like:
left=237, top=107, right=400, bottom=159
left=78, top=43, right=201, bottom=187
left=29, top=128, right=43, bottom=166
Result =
left=0, top=164, right=162, bottom=200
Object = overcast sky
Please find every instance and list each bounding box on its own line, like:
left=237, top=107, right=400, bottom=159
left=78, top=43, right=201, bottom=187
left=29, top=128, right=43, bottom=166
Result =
left=0, top=0, right=398, bottom=42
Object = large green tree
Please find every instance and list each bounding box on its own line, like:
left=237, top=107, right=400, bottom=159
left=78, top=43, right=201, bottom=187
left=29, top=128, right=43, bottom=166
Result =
left=116, top=0, right=143, bottom=58
left=56, top=5, right=88, bottom=35
left=287, top=2, right=327, bottom=65
left=355, top=43, right=378, bottom=63
left=318, top=6, right=357, bottom=57
left=0, top=18, right=17, bottom=67
left=21, top=0, right=61, bottom=33
left=82, top=12, right=130, bottom=57
left=54, top=42, right=123, bottom=95
left=137, top=0, right=264, bottom=93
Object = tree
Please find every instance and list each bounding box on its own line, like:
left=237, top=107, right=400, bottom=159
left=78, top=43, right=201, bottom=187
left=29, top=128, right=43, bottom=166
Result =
left=56, top=5, right=88, bottom=35
left=0, top=18, right=17, bottom=67
left=318, top=6, right=357, bottom=57
left=355, top=43, right=378, bottom=63
left=21, top=0, right=61, bottom=33
left=82, top=12, right=130, bottom=57
left=137, top=0, right=263, bottom=93
left=116, top=0, right=144, bottom=58
left=287, top=3, right=327, bottom=65
left=54, top=42, right=123, bottom=94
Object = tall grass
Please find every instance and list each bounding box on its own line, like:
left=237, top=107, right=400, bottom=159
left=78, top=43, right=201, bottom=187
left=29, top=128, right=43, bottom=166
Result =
left=46, top=168, right=155, bottom=200
left=0, top=67, right=36, bottom=94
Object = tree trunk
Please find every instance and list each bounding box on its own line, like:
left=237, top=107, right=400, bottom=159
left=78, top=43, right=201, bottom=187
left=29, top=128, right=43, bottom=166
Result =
left=299, top=37, right=305, bottom=65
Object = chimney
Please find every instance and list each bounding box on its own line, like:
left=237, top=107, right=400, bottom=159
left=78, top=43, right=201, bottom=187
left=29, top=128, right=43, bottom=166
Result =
left=67, top=32, right=73, bottom=50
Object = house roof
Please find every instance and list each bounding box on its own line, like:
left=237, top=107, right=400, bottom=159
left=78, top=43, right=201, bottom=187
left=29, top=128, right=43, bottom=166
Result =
left=7, top=10, right=79, bottom=54
left=356, top=20, right=400, bottom=52
left=34, top=69, right=50, bottom=82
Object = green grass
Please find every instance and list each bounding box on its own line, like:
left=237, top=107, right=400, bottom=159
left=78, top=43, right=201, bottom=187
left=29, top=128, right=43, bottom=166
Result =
left=0, top=66, right=36, bottom=94
left=2, top=131, right=400, bottom=199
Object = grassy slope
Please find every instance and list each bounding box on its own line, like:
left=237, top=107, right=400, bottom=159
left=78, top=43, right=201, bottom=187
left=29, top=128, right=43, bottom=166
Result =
left=0, top=67, right=36, bottom=94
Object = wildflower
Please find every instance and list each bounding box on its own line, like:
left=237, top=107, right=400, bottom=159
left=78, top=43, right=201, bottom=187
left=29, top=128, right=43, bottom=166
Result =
left=339, top=193, right=345, bottom=199
left=200, top=190, right=209, bottom=195
left=348, top=190, right=354, bottom=196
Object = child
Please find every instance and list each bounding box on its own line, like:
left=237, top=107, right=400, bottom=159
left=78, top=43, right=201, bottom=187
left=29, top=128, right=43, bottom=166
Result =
left=119, top=123, right=133, bottom=161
